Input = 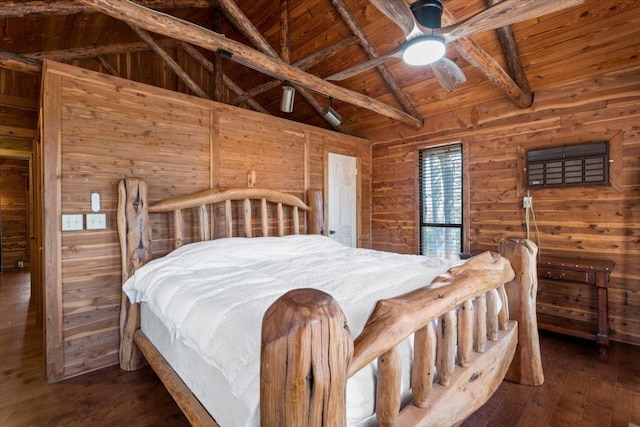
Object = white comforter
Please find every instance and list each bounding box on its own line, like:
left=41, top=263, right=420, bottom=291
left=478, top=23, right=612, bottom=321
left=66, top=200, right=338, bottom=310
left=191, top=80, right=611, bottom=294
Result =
left=123, top=235, right=462, bottom=426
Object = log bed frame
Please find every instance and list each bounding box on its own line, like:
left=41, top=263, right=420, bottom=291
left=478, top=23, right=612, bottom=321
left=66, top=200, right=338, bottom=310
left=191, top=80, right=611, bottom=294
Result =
left=118, top=177, right=543, bottom=427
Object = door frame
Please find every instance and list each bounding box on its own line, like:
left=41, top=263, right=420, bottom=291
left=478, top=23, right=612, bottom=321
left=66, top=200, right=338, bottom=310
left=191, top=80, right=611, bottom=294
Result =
left=323, top=150, right=361, bottom=248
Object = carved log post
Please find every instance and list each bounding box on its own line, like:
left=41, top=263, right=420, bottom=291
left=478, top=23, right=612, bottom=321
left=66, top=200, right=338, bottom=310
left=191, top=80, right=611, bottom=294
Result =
left=307, top=189, right=324, bottom=235
left=261, top=288, right=353, bottom=427
left=499, top=237, right=544, bottom=385
left=118, top=177, right=153, bottom=371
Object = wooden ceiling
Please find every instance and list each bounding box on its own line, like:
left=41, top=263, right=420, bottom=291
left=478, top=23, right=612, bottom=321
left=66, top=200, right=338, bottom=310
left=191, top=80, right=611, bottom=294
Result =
left=1, top=0, right=639, bottom=140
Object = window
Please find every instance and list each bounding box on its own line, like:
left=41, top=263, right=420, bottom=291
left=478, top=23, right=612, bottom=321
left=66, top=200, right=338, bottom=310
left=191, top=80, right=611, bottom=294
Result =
left=527, top=141, right=609, bottom=189
left=419, top=144, right=463, bottom=258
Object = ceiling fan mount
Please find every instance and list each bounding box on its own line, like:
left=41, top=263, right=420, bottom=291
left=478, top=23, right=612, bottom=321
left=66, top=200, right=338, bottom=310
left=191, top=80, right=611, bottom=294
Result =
left=410, top=0, right=443, bottom=30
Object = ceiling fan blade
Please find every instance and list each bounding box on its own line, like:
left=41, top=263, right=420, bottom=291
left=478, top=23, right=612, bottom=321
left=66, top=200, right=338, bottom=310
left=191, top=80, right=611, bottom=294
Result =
left=435, top=0, right=585, bottom=42
left=429, top=57, right=466, bottom=93
left=325, top=45, right=404, bottom=81
left=369, top=0, right=417, bottom=37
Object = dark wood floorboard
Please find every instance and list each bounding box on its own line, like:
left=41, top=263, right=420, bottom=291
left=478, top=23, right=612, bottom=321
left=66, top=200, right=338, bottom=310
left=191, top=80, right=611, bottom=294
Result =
left=1, top=271, right=639, bottom=426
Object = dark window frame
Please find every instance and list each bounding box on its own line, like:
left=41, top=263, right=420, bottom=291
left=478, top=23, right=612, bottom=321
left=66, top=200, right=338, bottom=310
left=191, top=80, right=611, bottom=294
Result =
left=418, top=143, right=463, bottom=257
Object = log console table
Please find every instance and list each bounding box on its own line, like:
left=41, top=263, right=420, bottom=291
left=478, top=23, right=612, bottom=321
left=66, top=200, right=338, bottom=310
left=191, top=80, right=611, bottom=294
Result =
left=536, top=255, right=614, bottom=354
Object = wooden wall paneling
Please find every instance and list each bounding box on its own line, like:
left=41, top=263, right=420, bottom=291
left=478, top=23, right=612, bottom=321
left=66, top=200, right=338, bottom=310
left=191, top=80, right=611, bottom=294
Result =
left=42, top=66, right=64, bottom=381
left=43, top=60, right=212, bottom=380
left=40, top=60, right=371, bottom=380
left=369, top=65, right=640, bottom=346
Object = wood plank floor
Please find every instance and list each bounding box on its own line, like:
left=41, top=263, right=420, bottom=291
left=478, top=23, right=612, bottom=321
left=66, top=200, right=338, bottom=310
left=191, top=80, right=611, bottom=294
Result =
left=1, top=271, right=639, bottom=426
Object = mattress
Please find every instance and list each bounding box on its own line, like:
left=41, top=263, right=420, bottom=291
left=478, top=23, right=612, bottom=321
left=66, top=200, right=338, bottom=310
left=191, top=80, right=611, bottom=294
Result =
left=125, top=235, right=462, bottom=426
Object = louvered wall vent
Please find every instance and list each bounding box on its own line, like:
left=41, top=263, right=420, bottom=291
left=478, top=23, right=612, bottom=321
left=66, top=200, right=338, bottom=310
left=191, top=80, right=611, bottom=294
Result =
left=526, top=141, right=609, bottom=189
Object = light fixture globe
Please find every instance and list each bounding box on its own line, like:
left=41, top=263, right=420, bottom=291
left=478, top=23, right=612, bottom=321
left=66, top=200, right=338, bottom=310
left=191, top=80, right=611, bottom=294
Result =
left=402, top=35, right=445, bottom=66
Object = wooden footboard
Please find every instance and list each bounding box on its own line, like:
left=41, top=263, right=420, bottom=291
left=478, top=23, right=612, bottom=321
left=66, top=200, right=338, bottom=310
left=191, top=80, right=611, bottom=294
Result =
left=117, top=178, right=542, bottom=427
left=261, top=239, right=541, bottom=426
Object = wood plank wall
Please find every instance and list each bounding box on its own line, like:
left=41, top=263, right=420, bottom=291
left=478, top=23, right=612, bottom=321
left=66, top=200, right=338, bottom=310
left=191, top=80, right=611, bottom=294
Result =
left=0, top=158, right=29, bottom=271
left=370, top=66, right=640, bottom=347
left=41, top=60, right=370, bottom=382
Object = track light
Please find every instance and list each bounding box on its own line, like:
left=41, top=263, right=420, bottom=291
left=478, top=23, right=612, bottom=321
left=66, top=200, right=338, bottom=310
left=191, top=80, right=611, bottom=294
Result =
left=322, top=97, right=342, bottom=127
left=280, top=82, right=295, bottom=113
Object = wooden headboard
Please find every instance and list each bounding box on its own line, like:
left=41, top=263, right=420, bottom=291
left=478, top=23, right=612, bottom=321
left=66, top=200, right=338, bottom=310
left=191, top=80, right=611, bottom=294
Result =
left=117, top=177, right=324, bottom=282
left=117, top=176, right=324, bottom=370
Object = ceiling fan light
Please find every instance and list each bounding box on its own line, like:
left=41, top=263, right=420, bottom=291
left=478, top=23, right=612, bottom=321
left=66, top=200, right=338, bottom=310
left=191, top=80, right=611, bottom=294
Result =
left=402, top=35, right=445, bottom=66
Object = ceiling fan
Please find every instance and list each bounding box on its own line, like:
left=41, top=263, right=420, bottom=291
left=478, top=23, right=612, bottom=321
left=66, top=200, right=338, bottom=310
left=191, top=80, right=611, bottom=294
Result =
left=326, top=0, right=585, bottom=92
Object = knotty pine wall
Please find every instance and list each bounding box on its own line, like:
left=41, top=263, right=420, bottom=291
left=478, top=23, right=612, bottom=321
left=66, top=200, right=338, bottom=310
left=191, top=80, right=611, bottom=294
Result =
left=41, top=60, right=371, bottom=381
left=371, top=66, right=640, bottom=346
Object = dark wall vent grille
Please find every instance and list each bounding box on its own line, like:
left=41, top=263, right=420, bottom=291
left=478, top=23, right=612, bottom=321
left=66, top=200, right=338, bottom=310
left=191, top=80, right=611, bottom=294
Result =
left=526, top=141, right=609, bottom=189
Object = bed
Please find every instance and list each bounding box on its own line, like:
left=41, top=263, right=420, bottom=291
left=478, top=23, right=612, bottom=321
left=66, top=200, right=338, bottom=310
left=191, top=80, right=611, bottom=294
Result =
left=117, top=177, right=543, bottom=427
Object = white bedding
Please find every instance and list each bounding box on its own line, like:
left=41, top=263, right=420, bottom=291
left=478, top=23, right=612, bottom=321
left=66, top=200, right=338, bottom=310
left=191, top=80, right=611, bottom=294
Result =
left=124, top=235, right=462, bottom=426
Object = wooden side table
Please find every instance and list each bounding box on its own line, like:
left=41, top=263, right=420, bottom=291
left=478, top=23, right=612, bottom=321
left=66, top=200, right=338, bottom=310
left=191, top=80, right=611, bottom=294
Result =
left=536, top=255, right=615, bottom=353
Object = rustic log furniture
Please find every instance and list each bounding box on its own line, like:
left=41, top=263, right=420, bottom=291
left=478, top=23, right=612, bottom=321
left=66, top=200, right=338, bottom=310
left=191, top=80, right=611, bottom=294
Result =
left=536, top=255, right=615, bottom=354
left=117, top=177, right=544, bottom=426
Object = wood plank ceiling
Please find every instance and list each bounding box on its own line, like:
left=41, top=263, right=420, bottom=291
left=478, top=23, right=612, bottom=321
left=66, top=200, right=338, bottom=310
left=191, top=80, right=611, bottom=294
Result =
left=1, top=0, right=638, bottom=138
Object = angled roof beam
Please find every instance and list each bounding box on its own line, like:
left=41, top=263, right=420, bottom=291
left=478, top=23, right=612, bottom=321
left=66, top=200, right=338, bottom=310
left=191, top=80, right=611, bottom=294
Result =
left=181, top=42, right=269, bottom=114
left=74, top=0, right=423, bottom=128
left=0, top=0, right=214, bottom=18
left=96, top=56, right=122, bottom=77
left=329, top=0, right=421, bottom=119
left=230, top=36, right=357, bottom=106
left=217, top=0, right=345, bottom=130
left=442, top=8, right=533, bottom=108
left=486, top=0, right=532, bottom=96
left=129, top=24, right=211, bottom=99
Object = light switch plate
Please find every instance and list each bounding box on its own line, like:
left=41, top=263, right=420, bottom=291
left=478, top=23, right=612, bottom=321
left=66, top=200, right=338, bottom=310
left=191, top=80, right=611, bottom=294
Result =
left=62, top=214, right=83, bottom=231
left=86, top=213, right=107, bottom=230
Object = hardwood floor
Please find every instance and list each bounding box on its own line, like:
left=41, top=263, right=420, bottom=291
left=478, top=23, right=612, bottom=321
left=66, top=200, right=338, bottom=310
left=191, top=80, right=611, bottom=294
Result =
left=1, top=270, right=639, bottom=426
left=0, top=271, right=188, bottom=427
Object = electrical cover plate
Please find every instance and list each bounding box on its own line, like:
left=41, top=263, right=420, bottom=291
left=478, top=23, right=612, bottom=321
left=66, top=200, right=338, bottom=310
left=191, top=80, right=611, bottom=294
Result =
left=61, top=214, right=83, bottom=231
left=86, top=213, right=107, bottom=230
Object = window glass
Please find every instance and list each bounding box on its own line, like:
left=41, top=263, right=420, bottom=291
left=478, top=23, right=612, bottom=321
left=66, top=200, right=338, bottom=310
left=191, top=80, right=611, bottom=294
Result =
left=419, top=144, right=463, bottom=258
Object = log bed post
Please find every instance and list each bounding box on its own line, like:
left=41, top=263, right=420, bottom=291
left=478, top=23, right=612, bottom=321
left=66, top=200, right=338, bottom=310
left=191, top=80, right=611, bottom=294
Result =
left=118, top=177, right=153, bottom=371
left=261, top=288, right=353, bottom=427
left=499, top=237, right=544, bottom=385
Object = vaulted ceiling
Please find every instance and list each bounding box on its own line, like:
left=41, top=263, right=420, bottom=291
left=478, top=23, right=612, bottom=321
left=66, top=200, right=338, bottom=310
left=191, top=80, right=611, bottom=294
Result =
left=1, top=0, right=639, bottom=140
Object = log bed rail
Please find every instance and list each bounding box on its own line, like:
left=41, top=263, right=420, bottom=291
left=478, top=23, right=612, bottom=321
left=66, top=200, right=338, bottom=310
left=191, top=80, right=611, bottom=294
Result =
left=261, top=243, right=538, bottom=426
left=117, top=177, right=543, bottom=427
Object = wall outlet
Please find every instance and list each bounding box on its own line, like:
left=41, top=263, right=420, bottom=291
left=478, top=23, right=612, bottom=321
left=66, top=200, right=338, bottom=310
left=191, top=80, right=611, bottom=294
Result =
left=17, top=261, right=24, bottom=269
left=62, top=214, right=84, bottom=231
left=86, top=213, right=107, bottom=230
left=523, top=196, right=533, bottom=209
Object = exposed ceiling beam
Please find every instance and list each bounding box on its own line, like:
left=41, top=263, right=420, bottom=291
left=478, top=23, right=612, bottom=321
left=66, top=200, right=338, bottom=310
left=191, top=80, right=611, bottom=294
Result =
left=25, top=39, right=180, bottom=61
left=280, top=0, right=291, bottom=64
left=218, top=0, right=344, bottom=130
left=230, top=37, right=357, bottom=106
left=0, top=51, right=42, bottom=74
left=181, top=42, right=268, bottom=114
left=74, top=0, right=423, bottom=128
left=129, top=24, right=211, bottom=99
left=96, top=56, right=121, bottom=77
left=486, top=0, right=532, bottom=96
left=329, top=0, right=420, bottom=119
left=442, top=8, right=532, bottom=108
left=0, top=0, right=214, bottom=18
